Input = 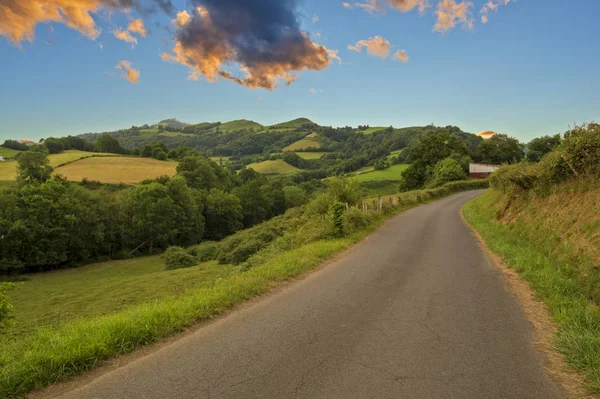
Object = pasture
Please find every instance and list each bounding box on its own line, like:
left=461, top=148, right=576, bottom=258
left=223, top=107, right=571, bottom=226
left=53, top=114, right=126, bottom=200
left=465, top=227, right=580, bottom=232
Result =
left=219, top=119, right=263, bottom=131
left=283, top=139, right=321, bottom=151
left=354, top=164, right=409, bottom=182
left=361, top=127, right=387, bottom=134
left=55, top=157, right=177, bottom=183
left=295, top=152, right=327, bottom=160
left=246, top=160, right=300, bottom=174
left=0, top=146, right=22, bottom=158
left=8, top=257, right=235, bottom=336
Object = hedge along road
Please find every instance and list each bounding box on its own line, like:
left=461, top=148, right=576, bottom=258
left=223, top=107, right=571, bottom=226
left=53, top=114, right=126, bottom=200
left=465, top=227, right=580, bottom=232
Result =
left=51, top=190, right=563, bottom=399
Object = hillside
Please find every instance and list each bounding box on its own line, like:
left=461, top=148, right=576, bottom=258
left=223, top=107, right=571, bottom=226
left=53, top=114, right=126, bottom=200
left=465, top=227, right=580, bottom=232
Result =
left=268, top=118, right=316, bottom=130
left=158, top=118, right=190, bottom=129
left=55, top=157, right=177, bottom=184
left=246, top=160, right=300, bottom=174
left=283, top=139, right=321, bottom=151
left=0, top=146, right=22, bottom=159
left=219, top=119, right=263, bottom=131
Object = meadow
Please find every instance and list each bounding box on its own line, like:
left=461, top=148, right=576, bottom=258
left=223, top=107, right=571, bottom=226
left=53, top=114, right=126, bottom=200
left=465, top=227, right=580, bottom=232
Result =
left=246, top=160, right=300, bottom=174
left=361, top=127, right=386, bottom=134
left=354, top=164, right=409, bottom=182
left=0, top=146, right=22, bottom=158
left=295, top=152, right=327, bottom=160
left=9, top=258, right=235, bottom=336
left=0, top=150, right=118, bottom=181
left=55, top=156, right=178, bottom=183
left=283, top=139, right=321, bottom=151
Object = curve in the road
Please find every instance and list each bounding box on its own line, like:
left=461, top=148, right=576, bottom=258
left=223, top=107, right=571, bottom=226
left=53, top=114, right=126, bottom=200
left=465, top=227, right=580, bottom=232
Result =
left=53, top=190, right=564, bottom=399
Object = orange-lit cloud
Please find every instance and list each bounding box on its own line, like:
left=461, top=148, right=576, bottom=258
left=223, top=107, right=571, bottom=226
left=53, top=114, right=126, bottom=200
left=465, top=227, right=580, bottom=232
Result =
left=128, top=19, right=147, bottom=37
left=114, top=29, right=138, bottom=45
left=343, top=0, right=428, bottom=14
left=0, top=0, right=171, bottom=44
left=434, top=0, right=473, bottom=33
left=162, top=1, right=337, bottom=90
left=480, top=0, right=511, bottom=23
left=393, top=50, right=410, bottom=63
left=348, top=36, right=391, bottom=59
left=116, top=60, right=140, bottom=84
left=174, top=10, right=191, bottom=27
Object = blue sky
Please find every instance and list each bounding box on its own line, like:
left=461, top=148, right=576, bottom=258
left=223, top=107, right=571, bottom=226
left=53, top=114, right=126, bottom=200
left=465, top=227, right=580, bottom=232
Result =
left=0, top=0, right=599, bottom=142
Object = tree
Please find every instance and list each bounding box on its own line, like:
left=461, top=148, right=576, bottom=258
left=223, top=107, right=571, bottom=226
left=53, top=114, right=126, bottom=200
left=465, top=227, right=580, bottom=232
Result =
left=176, top=156, right=218, bottom=190
left=476, top=134, right=524, bottom=164
left=95, top=134, right=124, bottom=154
left=283, top=186, right=307, bottom=208
left=2, top=140, right=28, bottom=151
left=204, top=189, right=243, bottom=240
left=233, top=182, right=272, bottom=227
left=527, top=134, right=561, bottom=162
left=400, top=133, right=469, bottom=191
left=43, top=137, right=64, bottom=154
left=427, top=158, right=466, bottom=188
left=152, top=148, right=168, bottom=161
left=165, top=176, right=205, bottom=246
left=16, top=151, right=54, bottom=182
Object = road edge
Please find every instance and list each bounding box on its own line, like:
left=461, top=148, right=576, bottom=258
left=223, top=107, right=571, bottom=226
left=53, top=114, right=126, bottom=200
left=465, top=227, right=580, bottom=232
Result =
left=460, top=205, right=593, bottom=399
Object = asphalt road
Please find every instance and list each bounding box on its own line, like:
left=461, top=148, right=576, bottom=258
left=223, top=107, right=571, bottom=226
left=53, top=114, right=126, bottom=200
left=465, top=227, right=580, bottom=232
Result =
left=55, top=190, right=564, bottom=399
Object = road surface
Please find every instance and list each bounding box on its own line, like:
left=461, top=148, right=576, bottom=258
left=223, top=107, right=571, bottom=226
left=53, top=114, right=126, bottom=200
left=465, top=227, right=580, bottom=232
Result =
left=55, top=190, right=563, bottom=399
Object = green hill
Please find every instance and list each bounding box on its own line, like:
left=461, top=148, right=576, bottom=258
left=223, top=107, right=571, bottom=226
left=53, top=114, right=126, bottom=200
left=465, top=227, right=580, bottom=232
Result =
left=220, top=119, right=264, bottom=131
left=158, top=118, right=190, bottom=129
left=0, top=146, right=23, bottom=159
left=246, top=160, right=300, bottom=175
left=283, top=139, right=322, bottom=151
left=269, top=118, right=316, bottom=130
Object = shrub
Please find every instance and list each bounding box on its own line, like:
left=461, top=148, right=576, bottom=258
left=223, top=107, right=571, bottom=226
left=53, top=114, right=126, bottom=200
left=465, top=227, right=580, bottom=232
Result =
left=187, top=242, right=220, bottom=262
left=329, top=202, right=346, bottom=237
left=0, top=283, right=15, bottom=334
left=164, top=246, right=197, bottom=270
left=343, top=207, right=370, bottom=233
left=426, top=157, right=466, bottom=188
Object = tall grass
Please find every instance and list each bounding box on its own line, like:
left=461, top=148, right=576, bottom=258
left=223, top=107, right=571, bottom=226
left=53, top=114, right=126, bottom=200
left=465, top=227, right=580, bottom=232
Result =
left=464, top=190, right=600, bottom=392
left=0, top=180, right=486, bottom=398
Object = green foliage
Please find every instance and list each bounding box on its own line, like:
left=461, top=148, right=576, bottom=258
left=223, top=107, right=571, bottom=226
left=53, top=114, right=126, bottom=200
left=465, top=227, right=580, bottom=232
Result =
left=426, top=157, right=467, bottom=188
left=329, top=202, right=346, bottom=237
left=283, top=186, right=307, bottom=208
left=400, top=132, right=469, bottom=191
left=164, top=246, right=197, bottom=270
left=527, top=134, right=561, bottom=162
left=94, top=134, right=125, bottom=154
left=176, top=156, right=218, bottom=190
left=342, top=207, right=370, bottom=234
left=0, top=283, right=15, bottom=334
left=2, top=140, right=28, bottom=152
left=205, top=189, right=244, bottom=240
left=187, top=242, right=219, bottom=262
left=476, top=134, right=524, bottom=164
left=42, top=137, right=65, bottom=154
left=16, top=151, right=54, bottom=183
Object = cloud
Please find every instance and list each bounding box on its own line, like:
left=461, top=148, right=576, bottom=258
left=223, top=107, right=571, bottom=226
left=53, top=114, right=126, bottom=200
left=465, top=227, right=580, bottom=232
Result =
left=114, top=29, right=138, bottom=45
left=348, top=36, right=391, bottom=59
left=433, top=0, right=473, bottom=33
left=0, top=0, right=172, bottom=44
left=310, top=88, right=323, bottom=94
left=343, top=0, right=428, bottom=14
left=312, top=15, right=319, bottom=23
left=161, top=0, right=337, bottom=90
left=128, top=19, right=147, bottom=37
left=116, top=60, right=140, bottom=84
left=174, top=10, right=191, bottom=27
left=393, top=49, right=410, bottom=63
left=480, top=0, right=511, bottom=23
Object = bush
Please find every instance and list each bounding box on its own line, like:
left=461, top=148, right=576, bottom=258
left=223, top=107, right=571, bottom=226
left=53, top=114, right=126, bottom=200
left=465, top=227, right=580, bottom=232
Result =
left=164, top=246, right=197, bottom=270
left=187, top=242, right=220, bottom=262
left=329, top=202, right=346, bottom=237
left=426, top=157, right=466, bottom=188
left=0, top=283, right=15, bottom=334
left=343, top=207, right=370, bottom=233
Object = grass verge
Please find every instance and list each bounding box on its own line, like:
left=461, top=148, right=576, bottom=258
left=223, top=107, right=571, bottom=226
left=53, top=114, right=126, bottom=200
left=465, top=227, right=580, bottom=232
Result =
left=463, top=190, right=600, bottom=393
left=0, top=179, right=487, bottom=398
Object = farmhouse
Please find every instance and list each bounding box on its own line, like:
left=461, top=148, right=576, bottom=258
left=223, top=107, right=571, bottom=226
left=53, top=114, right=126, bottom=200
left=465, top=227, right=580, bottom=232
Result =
left=469, top=163, right=500, bottom=179
left=19, top=139, right=37, bottom=146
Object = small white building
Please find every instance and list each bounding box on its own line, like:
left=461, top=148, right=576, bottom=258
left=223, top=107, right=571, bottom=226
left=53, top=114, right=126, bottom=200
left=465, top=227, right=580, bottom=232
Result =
left=469, top=163, right=500, bottom=179
left=0, top=155, right=6, bottom=162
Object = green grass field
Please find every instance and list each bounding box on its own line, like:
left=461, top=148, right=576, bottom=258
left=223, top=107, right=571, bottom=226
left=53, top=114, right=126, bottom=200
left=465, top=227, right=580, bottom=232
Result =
left=209, top=156, right=232, bottom=163
left=55, top=157, right=177, bottom=183
left=295, top=152, right=327, bottom=160
left=268, top=118, right=315, bottom=130
left=0, top=146, right=22, bottom=158
left=283, top=139, right=321, bottom=151
left=361, top=126, right=387, bottom=134
left=354, top=164, right=409, bottom=182
left=246, top=160, right=300, bottom=174
left=139, top=128, right=160, bottom=133
left=8, top=257, right=235, bottom=337
left=219, top=119, right=264, bottom=131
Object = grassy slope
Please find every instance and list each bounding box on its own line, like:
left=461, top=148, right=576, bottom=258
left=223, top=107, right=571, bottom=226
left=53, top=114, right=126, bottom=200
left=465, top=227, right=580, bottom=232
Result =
left=0, top=180, right=487, bottom=398
left=268, top=118, right=315, bottom=129
left=55, top=157, right=177, bottom=183
left=354, top=164, right=409, bottom=182
left=0, top=150, right=118, bottom=181
left=361, top=127, right=387, bottom=134
left=463, top=189, right=600, bottom=392
left=0, top=147, right=22, bottom=158
left=9, top=258, right=235, bottom=337
left=295, top=152, right=327, bottom=160
left=283, top=139, right=322, bottom=151
left=219, top=119, right=263, bottom=131
left=246, top=160, right=300, bottom=175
